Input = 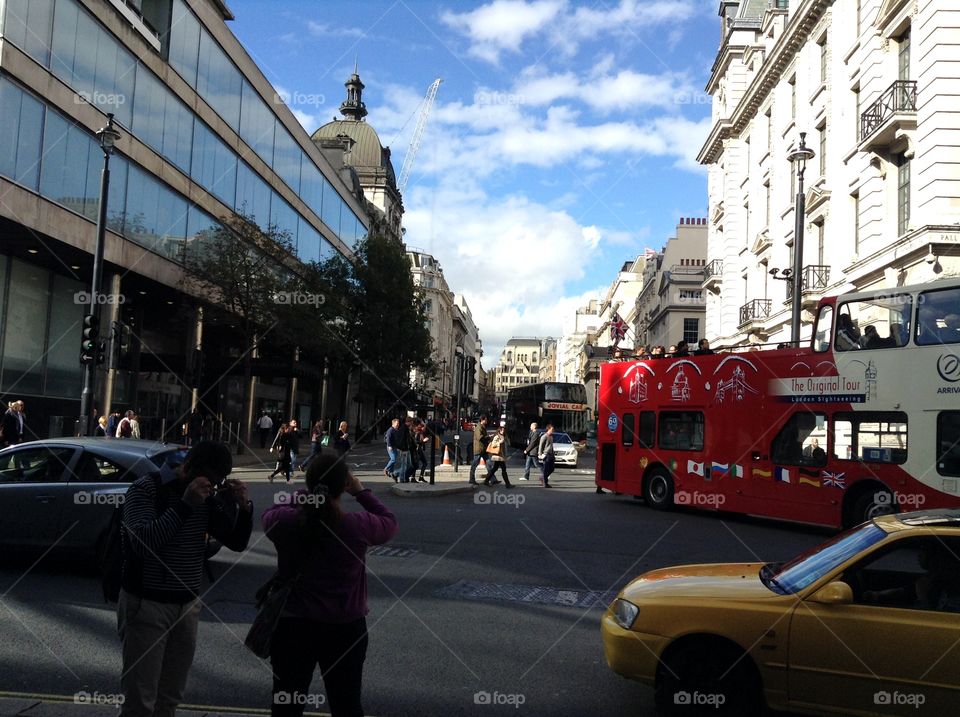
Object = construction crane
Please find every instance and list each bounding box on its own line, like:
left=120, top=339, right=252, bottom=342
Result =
left=397, top=77, right=442, bottom=195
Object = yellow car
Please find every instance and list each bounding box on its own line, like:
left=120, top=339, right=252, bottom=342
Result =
left=601, top=510, right=960, bottom=715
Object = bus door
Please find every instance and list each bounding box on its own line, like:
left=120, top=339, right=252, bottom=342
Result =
left=614, top=410, right=656, bottom=495
left=742, top=410, right=830, bottom=515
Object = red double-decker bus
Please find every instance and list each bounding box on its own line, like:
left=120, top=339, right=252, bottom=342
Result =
left=596, top=278, right=960, bottom=529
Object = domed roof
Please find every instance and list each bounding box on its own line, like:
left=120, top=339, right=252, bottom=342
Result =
left=311, top=72, right=397, bottom=188
left=312, top=120, right=394, bottom=177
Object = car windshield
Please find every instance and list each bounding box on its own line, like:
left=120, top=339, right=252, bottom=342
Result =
left=761, top=522, right=887, bottom=595
left=553, top=433, right=572, bottom=444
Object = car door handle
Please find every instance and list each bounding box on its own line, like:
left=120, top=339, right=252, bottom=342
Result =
left=34, top=495, right=56, bottom=503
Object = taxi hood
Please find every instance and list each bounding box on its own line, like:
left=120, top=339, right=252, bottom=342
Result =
left=619, top=562, right=780, bottom=602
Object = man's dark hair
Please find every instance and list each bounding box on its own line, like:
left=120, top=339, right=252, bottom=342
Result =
left=182, top=440, right=232, bottom=484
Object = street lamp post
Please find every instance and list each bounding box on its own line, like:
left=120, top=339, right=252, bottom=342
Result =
left=78, top=114, right=121, bottom=436
left=453, top=347, right=464, bottom=472
left=787, top=132, right=816, bottom=345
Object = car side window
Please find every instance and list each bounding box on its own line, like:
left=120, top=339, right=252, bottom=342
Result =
left=0, top=447, right=75, bottom=483
left=844, top=537, right=960, bottom=613
left=76, top=453, right=131, bottom=482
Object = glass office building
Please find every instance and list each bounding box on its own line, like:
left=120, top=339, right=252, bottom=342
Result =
left=0, top=0, right=369, bottom=435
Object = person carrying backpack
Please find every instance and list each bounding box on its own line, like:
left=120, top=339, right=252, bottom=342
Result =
left=116, top=441, right=253, bottom=717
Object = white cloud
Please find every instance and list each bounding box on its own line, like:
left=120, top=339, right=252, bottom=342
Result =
left=408, top=103, right=710, bottom=181
left=403, top=186, right=608, bottom=365
left=442, top=0, right=698, bottom=63
left=440, top=0, right=565, bottom=64
left=306, top=21, right=368, bottom=39
left=514, top=67, right=699, bottom=112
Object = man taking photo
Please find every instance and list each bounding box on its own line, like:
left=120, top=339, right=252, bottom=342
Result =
left=118, top=441, right=253, bottom=717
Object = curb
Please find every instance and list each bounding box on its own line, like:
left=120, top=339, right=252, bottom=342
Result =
left=389, top=483, right=477, bottom=498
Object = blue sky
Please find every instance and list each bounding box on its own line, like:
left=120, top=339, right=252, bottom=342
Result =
left=228, top=0, right=719, bottom=365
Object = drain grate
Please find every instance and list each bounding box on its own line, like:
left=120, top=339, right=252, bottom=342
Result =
left=368, top=546, right=419, bottom=558
left=435, top=580, right=614, bottom=609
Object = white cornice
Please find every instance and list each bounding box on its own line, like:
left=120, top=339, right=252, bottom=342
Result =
left=699, top=0, right=834, bottom=165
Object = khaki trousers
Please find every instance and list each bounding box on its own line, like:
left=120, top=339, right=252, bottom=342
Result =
left=118, top=590, right=201, bottom=717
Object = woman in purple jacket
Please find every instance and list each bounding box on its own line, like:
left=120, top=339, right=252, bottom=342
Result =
left=262, top=452, right=398, bottom=717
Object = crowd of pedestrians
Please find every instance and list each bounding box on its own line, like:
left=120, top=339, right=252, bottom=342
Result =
left=382, top=415, right=431, bottom=483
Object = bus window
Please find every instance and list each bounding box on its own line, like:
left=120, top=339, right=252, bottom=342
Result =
left=833, top=418, right=853, bottom=459
left=937, top=412, right=960, bottom=477
left=834, top=411, right=908, bottom=464
left=622, top=413, right=635, bottom=447
left=658, top=412, right=704, bottom=451
left=639, top=412, right=656, bottom=448
left=838, top=294, right=912, bottom=350
left=772, top=412, right=827, bottom=466
left=916, top=286, right=960, bottom=345
left=814, top=304, right=833, bottom=352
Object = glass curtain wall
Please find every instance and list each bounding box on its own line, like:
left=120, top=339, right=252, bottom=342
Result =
left=1, top=0, right=363, bottom=263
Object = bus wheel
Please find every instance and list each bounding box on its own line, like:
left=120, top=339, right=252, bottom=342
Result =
left=644, top=468, right=674, bottom=510
left=850, top=487, right=895, bottom=527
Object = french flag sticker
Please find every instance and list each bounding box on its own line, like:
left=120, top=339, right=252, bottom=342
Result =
left=775, top=467, right=791, bottom=483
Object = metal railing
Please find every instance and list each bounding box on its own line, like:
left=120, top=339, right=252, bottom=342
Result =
left=860, top=80, right=917, bottom=141
left=786, top=264, right=831, bottom=301
left=703, top=259, right=723, bottom=282
left=739, top=299, right=772, bottom=327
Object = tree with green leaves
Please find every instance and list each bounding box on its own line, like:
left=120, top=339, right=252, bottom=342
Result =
left=349, top=233, right=433, bottom=407
left=180, top=211, right=295, bottom=452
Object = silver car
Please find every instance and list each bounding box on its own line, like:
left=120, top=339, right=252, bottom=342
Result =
left=552, top=432, right=579, bottom=467
left=0, top=438, right=184, bottom=560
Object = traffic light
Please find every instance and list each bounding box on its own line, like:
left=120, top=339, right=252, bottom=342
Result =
left=109, top=321, right=131, bottom=368
left=466, top=356, right=476, bottom=394
left=80, top=314, right=100, bottom=365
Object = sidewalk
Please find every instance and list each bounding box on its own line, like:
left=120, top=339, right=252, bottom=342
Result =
left=0, top=694, right=327, bottom=716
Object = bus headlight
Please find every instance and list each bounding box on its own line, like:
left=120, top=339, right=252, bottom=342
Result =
left=613, top=598, right=639, bottom=629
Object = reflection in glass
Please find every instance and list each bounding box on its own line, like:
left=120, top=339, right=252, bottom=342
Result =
left=297, top=217, right=321, bottom=263
left=197, top=29, right=241, bottom=127
left=270, top=194, right=299, bottom=246
left=45, top=274, right=86, bottom=397
left=236, top=161, right=272, bottom=227
left=0, top=79, right=44, bottom=190
left=167, top=0, right=201, bottom=85
left=1, top=259, right=49, bottom=395
left=239, top=81, right=276, bottom=166
left=191, top=121, right=237, bottom=205
left=3, top=0, right=54, bottom=67
left=321, top=180, right=342, bottom=237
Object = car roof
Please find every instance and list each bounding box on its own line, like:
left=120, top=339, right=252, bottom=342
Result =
left=876, top=509, right=960, bottom=530
left=0, top=438, right=184, bottom=459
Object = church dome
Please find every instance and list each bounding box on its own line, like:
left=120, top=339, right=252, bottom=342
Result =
left=311, top=73, right=397, bottom=188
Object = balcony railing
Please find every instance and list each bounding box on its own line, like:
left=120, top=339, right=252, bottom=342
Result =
left=703, top=259, right=723, bottom=282
left=785, top=264, right=831, bottom=301
left=860, top=80, right=917, bottom=142
left=739, top=299, right=772, bottom=327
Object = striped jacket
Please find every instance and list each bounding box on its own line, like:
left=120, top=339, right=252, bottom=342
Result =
left=121, top=475, right=252, bottom=603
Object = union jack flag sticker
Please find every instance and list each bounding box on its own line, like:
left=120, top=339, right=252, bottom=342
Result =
left=822, top=471, right=846, bottom=489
